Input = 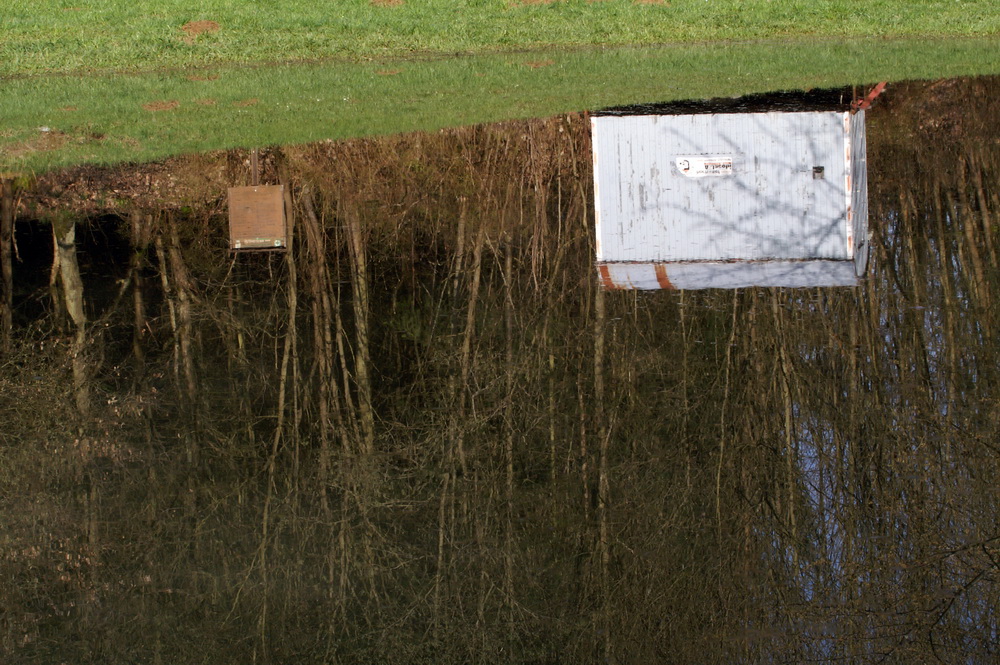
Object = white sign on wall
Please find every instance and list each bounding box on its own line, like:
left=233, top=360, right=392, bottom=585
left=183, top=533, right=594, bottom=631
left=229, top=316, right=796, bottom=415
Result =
left=675, top=155, right=734, bottom=178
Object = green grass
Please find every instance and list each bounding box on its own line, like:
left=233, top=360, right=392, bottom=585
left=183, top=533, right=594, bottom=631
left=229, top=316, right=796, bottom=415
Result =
left=4, top=37, right=1000, bottom=174
left=2, top=1, right=1000, bottom=173
left=4, top=0, right=1000, bottom=77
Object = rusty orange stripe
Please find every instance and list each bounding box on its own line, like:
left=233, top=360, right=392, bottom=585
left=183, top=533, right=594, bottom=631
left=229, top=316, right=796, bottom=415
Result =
left=852, top=81, right=887, bottom=111
left=598, top=264, right=619, bottom=290
left=654, top=264, right=675, bottom=290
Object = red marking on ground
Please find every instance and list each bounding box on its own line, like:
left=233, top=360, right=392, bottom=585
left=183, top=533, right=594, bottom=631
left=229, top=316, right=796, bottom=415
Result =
left=181, top=20, right=220, bottom=44
left=142, top=100, right=179, bottom=112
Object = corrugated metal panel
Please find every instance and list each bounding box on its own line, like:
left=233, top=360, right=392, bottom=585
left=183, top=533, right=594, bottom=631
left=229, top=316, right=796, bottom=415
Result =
left=849, top=111, right=870, bottom=276
left=592, top=111, right=852, bottom=263
left=597, top=261, right=858, bottom=290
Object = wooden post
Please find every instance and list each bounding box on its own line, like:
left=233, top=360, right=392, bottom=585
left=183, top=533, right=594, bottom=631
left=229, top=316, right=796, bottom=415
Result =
left=52, top=214, right=89, bottom=414
left=1, top=179, right=13, bottom=351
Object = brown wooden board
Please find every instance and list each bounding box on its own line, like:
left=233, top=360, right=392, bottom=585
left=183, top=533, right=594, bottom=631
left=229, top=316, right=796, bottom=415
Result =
left=228, top=185, right=286, bottom=250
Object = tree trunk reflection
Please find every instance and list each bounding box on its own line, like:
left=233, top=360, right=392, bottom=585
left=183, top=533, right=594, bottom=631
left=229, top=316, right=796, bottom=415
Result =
left=3, top=79, right=1000, bottom=664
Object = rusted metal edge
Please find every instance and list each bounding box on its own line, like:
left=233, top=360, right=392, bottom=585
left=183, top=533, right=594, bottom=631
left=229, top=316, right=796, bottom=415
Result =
left=851, top=82, right=887, bottom=113
left=653, top=264, right=675, bottom=290
left=231, top=243, right=287, bottom=252
left=598, top=264, right=619, bottom=290
left=598, top=258, right=849, bottom=266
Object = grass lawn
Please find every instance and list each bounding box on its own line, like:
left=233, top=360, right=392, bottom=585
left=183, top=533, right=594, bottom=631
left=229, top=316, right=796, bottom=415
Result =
left=2, top=1, right=1000, bottom=173
left=5, top=0, right=1000, bottom=77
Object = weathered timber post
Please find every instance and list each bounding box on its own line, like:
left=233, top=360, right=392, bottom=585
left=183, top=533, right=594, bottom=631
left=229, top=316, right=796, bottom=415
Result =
left=1, top=179, right=13, bottom=351
left=52, top=213, right=89, bottom=415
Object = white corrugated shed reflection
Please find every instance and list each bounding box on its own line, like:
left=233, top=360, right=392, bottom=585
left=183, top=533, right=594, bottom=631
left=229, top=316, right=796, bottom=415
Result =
left=592, top=109, right=869, bottom=290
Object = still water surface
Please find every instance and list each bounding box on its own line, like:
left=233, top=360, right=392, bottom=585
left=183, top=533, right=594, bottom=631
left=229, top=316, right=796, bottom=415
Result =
left=4, top=76, right=1000, bottom=664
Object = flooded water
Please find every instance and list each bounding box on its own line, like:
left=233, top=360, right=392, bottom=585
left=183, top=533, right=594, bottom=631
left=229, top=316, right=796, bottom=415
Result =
left=2, top=76, right=1000, bottom=664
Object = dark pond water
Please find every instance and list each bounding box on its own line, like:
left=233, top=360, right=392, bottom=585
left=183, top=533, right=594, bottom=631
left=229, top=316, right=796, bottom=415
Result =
left=2, top=76, right=1000, bottom=664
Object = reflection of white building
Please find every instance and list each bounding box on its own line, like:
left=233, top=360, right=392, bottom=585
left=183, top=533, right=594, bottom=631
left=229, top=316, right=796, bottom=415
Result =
left=591, top=109, right=869, bottom=290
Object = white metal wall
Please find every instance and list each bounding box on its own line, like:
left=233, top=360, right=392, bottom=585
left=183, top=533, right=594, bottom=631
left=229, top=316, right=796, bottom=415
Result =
left=592, top=111, right=854, bottom=264
left=596, top=260, right=858, bottom=290
left=848, top=110, right=870, bottom=277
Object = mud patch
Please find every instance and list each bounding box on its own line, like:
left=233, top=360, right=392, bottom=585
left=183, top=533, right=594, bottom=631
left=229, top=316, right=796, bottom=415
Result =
left=233, top=98, right=259, bottom=108
left=5, top=131, right=69, bottom=160
left=181, top=20, right=220, bottom=44
left=142, top=100, right=179, bottom=112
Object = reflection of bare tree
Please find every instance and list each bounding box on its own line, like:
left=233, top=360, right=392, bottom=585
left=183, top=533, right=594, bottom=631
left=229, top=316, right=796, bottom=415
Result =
left=3, top=80, right=1000, bottom=664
